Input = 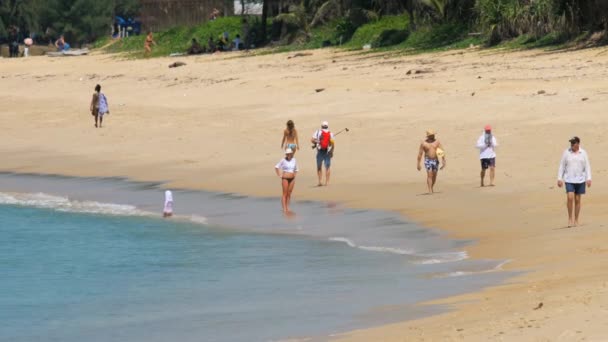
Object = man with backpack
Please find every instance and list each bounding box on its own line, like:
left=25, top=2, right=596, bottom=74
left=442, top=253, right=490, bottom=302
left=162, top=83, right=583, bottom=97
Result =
left=311, top=121, right=334, bottom=186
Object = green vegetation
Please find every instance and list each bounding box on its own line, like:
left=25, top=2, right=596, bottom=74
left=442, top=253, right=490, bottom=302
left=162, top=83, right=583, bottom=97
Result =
left=4, top=0, right=608, bottom=57
left=345, top=15, right=409, bottom=48
left=1, top=0, right=138, bottom=43
left=103, top=17, right=245, bottom=58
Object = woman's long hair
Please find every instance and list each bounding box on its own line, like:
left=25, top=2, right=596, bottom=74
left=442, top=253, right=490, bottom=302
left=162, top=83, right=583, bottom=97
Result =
left=286, top=120, right=294, bottom=133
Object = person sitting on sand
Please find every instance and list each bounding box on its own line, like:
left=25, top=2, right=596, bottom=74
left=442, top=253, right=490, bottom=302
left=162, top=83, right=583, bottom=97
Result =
left=275, top=148, right=298, bottom=213
left=90, top=84, right=109, bottom=128
left=144, top=31, right=156, bottom=57
left=55, top=35, right=68, bottom=51
left=281, top=120, right=300, bottom=154
left=163, top=190, right=174, bottom=218
left=187, top=38, right=204, bottom=55
left=233, top=34, right=242, bottom=50
left=476, top=124, right=498, bottom=187
left=417, top=130, right=446, bottom=194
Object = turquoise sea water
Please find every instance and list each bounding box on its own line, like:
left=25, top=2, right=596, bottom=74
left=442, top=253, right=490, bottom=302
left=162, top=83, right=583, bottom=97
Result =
left=0, top=174, right=512, bottom=341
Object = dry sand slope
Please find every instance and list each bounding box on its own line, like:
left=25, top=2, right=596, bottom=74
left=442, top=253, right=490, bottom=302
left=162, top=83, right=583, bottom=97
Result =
left=1, top=46, right=608, bottom=341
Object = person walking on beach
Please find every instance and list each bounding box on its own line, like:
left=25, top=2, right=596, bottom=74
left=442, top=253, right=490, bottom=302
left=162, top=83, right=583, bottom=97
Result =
left=275, top=148, right=298, bottom=213
left=557, top=136, right=592, bottom=227
left=281, top=120, right=300, bottom=154
left=163, top=190, right=174, bottom=218
left=311, top=121, right=334, bottom=186
left=90, top=84, right=109, bottom=128
left=417, top=130, right=446, bottom=194
left=476, top=124, right=498, bottom=187
left=144, top=31, right=156, bottom=57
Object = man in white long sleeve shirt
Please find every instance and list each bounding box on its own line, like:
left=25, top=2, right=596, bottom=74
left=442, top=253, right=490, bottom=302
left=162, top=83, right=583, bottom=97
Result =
left=476, top=124, right=498, bottom=187
left=557, top=136, right=592, bottom=227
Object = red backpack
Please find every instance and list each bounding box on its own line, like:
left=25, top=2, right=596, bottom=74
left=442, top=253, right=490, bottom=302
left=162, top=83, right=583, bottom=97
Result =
left=319, top=130, right=331, bottom=150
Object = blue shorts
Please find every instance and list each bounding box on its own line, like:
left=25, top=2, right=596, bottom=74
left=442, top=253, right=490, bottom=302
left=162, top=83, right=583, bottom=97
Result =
left=316, top=149, right=331, bottom=169
left=287, top=143, right=297, bottom=150
left=480, top=158, right=496, bottom=170
left=565, top=182, right=586, bottom=194
left=424, top=158, right=439, bottom=172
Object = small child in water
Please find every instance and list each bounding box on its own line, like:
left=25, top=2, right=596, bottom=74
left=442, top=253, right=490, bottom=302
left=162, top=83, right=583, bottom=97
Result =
left=163, top=190, right=173, bottom=217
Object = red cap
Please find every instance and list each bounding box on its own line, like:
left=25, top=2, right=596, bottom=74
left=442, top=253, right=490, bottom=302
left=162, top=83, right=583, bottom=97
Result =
left=484, top=124, right=492, bottom=131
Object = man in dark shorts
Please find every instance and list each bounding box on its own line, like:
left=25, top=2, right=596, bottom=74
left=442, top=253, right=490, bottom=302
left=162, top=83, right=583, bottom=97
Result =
left=476, top=124, right=498, bottom=187
left=557, top=136, right=592, bottom=227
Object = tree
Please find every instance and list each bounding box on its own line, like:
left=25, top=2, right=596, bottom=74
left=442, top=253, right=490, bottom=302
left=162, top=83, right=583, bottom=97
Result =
left=0, top=0, right=44, bottom=38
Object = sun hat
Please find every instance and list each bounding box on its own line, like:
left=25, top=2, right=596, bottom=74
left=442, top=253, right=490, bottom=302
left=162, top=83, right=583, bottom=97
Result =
left=484, top=124, right=492, bottom=131
left=426, top=129, right=436, bottom=137
left=285, top=148, right=294, bottom=154
left=569, top=136, right=580, bottom=144
left=321, top=121, right=329, bottom=128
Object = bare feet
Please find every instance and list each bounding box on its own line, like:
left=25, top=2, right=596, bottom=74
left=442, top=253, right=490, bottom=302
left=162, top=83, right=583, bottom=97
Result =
left=568, top=220, right=574, bottom=228
left=574, top=221, right=579, bottom=227
left=95, top=124, right=98, bottom=128
left=489, top=183, right=495, bottom=187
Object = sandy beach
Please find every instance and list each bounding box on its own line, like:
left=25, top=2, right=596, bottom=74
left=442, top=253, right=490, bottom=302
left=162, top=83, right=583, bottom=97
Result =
left=2, top=46, right=608, bottom=340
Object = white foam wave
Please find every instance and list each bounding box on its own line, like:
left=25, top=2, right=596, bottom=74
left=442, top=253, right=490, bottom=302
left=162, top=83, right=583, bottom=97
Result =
left=189, top=215, right=208, bottom=225
left=414, top=251, right=469, bottom=264
left=328, top=237, right=357, bottom=248
left=329, top=237, right=418, bottom=257
left=0, top=192, right=148, bottom=217
left=329, top=237, right=469, bottom=263
left=432, top=259, right=512, bottom=278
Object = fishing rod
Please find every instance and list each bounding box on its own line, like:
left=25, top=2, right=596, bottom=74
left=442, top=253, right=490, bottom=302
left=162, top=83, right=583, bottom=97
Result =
left=311, top=128, right=350, bottom=149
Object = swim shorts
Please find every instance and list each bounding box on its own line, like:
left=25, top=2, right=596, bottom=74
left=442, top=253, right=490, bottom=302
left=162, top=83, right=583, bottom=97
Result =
left=316, top=149, right=331, bottom=169
left=287, top=143, right=297, bottom=150
left=424, top=158, right=439, bottom=172
left=480, top=158, right=496, bottom=170
left=565, top=182, right=586, bottom=195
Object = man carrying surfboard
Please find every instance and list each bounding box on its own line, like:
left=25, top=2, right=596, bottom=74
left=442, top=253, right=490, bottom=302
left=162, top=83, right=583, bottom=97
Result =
left=417, top=130, right=446, bottom=194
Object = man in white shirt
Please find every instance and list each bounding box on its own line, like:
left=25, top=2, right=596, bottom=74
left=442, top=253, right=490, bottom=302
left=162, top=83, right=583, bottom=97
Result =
left=557, top=136, right=592, bottom=227
left=476, top=124, right=498, bottom=187
left=311, top=121, right=334, bottom=186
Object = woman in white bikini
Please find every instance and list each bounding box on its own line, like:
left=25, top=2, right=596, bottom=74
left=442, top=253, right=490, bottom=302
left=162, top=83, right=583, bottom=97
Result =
left=275, top=148, right=298, bottom=213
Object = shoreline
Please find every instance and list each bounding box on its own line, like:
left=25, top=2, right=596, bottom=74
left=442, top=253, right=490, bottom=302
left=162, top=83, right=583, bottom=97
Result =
left=0, top=171, right=513, bottom=342
left=2, top=47, right=608, bottom=340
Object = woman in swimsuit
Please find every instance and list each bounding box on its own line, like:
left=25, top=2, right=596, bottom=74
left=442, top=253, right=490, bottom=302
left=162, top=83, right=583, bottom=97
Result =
left=144, top=31, right=156, bottom=57
left=281, top=120, right=300, bottom=154
left=275, top=148, right=298, bottom=213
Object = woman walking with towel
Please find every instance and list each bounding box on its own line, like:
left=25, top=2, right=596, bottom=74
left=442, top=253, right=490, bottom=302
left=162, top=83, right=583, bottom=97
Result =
left=90, top=84, right=110, bottom=128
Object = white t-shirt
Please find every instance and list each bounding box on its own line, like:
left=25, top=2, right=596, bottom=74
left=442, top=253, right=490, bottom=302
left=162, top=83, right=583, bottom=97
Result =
left=312, top=129, right=335, bottom=150
left=558, top=148, right=591, bottom=183
left=476, top=133, right=498, bottom=159
left=275, top=158, right=298, bottom=173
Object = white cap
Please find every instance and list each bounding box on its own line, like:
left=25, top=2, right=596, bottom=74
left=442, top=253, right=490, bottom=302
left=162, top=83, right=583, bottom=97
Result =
left=285, top=148, right=294, bottom=154
left=321, top=121, right=329, bottom=128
